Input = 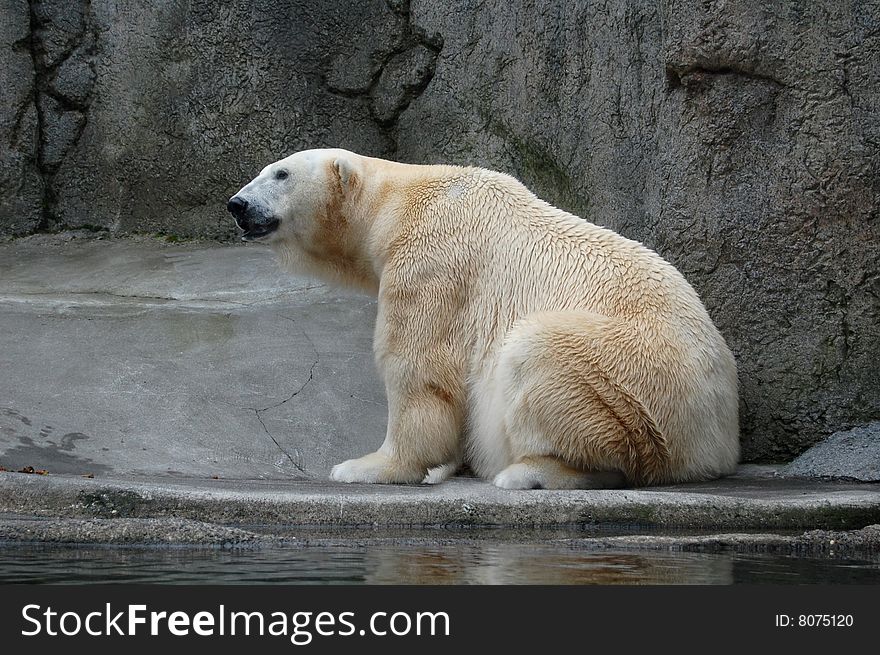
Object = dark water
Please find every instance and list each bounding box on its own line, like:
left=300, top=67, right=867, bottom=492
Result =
left=1, top=543, right=878, bottom=584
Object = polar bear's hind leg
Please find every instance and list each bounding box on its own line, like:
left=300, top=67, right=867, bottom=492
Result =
left=493, top=456, right=625, bottom=489
left=491, top=311, right=671, bottom=488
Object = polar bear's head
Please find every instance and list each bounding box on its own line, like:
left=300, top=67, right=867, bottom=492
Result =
left=228, top=148, right=377, bottom=289
left=227, top=148, right=350, bottom=243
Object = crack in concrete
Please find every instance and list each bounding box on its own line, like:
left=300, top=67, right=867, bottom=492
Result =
left=262, top=315, right=321, bottom=414
left=253, top=349, right=319, bottom=415
left=250, top=407, right=305, bottom=476
left=245, top=314, right=321, bottom=476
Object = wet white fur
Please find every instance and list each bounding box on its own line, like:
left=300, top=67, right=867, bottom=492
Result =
left=232, top=149, right=740, bottom=489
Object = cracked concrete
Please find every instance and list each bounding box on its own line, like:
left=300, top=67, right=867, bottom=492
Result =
left=247, top=318, right=320, bottom=474
left=0, top=233, right=386, bottom=479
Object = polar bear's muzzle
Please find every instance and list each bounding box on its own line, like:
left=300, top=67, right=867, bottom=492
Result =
left=227, top=196, right=280, bottom=241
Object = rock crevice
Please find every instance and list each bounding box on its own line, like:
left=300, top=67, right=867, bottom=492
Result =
left=25, top=0, right=97, bottom=231
left=324, top=0, right=443, bottom=137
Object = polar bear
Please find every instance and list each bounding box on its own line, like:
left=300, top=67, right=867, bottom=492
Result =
left=228, top=148, right=739, bottom=489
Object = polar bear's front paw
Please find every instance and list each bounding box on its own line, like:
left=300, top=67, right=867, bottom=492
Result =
left=330, top=456, right=386, bottom=483
left=330, top=451, right=424, bottom=484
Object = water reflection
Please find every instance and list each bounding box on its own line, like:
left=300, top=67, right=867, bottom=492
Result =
left=0, top=542, right=876, bottom=585
left=364, top=545, right=735, bottom=584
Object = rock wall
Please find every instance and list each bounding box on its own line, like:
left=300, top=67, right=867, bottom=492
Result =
left=1, top=0, right=440, bottom=238
left=1, top=0, right=878, bottom=461
left=0, top=0, right=43, bottom=235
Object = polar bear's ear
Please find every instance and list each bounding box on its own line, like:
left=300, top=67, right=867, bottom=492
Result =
left=333, top=156, right=357, bottom=189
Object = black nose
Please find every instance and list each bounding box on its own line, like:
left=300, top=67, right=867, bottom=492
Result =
left=227, top=196, right=248, bottom=220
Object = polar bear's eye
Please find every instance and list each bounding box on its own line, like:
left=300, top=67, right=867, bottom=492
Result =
left=275, top=169, right=289, bottom=180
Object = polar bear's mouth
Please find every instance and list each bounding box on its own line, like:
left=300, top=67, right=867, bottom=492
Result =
left=241, top=218, right=280, bottom=241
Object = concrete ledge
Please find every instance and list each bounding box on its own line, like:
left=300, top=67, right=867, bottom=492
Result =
left=563, top=525, right=880, bottom=556
left=0, top=516, right=268, bottom=547
left=1, top=469, right=878, bottom=531
left=4, top=516, right=878, bottom=561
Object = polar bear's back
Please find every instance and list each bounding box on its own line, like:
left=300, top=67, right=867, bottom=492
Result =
left=409, top=166, right=712, bottom=328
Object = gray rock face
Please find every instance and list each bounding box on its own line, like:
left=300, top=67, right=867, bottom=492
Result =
left=0, top=0, right=43, bottom=235
left=782, top=423, right=880, bottom=482
left=1, top=0, right=441, bottom=239
left=46, top=0, right=404, bottom=238
left=0, top=0, right=877, bottom=461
